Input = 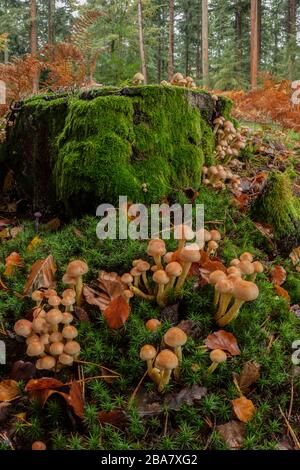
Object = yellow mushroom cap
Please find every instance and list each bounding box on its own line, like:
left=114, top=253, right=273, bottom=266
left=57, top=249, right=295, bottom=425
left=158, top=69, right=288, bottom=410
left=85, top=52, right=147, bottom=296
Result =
left=209, top=270, right=227, bottom=285
left=147, top=240, right=166, bottom=257
left=48, top=295, right=61, bottom=307
left=49, top=332, right=63, bottom=343
left=178, top=244, right=201, bottom=263
left=164, top=327, right=187, bottom=348
left=164, top=252, right=174, bottom=264
left=14, top=319, right=32, bottom=338
left=121, top=273, right=134, bottom=285
left=208, top=240, right=218, bottom=251
left=26, top=340, right=45, bottom=357
left=133, top=72, right=144, bottom=81
left=31, top=290, right=44, bottom=302
left=227, top=266, right=241, bottom=276
left=43, top=289, right=57, bottom=299
left=216, top=278, right=233, bottom=294
left=153, top=269, right=170, bottom=285
left=36, top=356, right=56, bottom=371
left=130, top=267, right=142, bottom=277
left=63, top=288, right=76, bottom=299
left=145, top=319, right=162, bottom=332
left=210, top=230, right=221, bottom=241
left=210, top=349, right=227, bottom=363
left=64, top=341, right=81, bottom=356
left=136, top=260, right=150, bottom=272
left=32, top=317, right=48, bottom=334
left=62, top=325, right=78, bottom=340
left=62, top=273, right=76, bottom=286
left=58, top=353, right=74, bottom=366
left=232, top=280, right=259, bottom=301
left=239, top=260, right=255, bottom=276
left=155, top=349, right=178, bottom=370
left=172, top=72, right=184, bottom=82
left=140, top=344, right=157, bottom=361
left=230, top=258, right=241, bottom=267
left=67, top=260, right=88, bottom=277
left=253, top=261, right=264, bottom=274
left=49, top=342, right=64, bottom=356
left=32, top=441, right=47, bottom=450
left=239, top=252, right=253, bottom=263
left=46, top=309, right=63, bottom=326
left=165, top=261, right=183, bottom=277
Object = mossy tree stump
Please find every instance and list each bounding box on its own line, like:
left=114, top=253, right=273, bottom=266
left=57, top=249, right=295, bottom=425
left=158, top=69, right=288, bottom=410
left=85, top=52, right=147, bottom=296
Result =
left=1, top=85, right=232, bottom=214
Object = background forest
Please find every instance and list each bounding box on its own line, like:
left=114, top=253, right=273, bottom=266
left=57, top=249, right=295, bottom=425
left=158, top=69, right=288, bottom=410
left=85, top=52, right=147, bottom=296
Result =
left=0, top=0, right=300, bottom=95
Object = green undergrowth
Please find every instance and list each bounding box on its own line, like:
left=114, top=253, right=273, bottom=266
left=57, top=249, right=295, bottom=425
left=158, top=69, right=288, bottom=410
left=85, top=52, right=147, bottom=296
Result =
left=0, top=185, right=299, bottom=450
left=1, top=86, right=233, bottom=213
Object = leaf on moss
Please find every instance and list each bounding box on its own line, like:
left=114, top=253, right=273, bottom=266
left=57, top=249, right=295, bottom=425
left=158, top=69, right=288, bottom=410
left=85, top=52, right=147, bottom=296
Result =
left=67, top=381, right=84, bottom=419
left=0, top=380, right=20, bottom=402
left=23, top=255, right=56, bottom=296
left=217, top=421, right=246, bottom=449
left=270, top=265, right=287, bottom=286
left=274, top=285, right=290, bottom=302
left=98, top=409, right=128, bottom=429
left=232, top=396, right=256, bottom=423
left=103, top=295, right=130, bottom=329
left=289, top=246, right=300, bottom=267
left=25, top=378, right=65, bottom=392
left=253, top=222, right=274, bottom=240
left=235, top=361, right=260, bottom=394
left=27, top=236, right=42, bottom=252
left=4, top=252, right=24, bottom=277
left=205, top=330, right=241, bottom=356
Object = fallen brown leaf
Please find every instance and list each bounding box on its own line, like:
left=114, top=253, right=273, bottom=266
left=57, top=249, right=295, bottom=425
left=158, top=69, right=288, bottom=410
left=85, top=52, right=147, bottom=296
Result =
left=205, top=330, right=241, bottom=356
left=274, top=285, right=291, bottom=302
left=270, top=265, right=287, bottom=286
left=236, top=361, right=260, bottom=394
left=253, top=222, right=274, bottom=240
left=0, top=380, right=20, bottom=402
left=67, top=381, right=84, bottom=419
left=98, top=409, right=128, bottom=429
left=4, top=252, right=24, bottom=277
left=289, top=246, right=300, bottom=266
left=217, top=420, right=246, bottom=449
left=25, top=378, right=65, bottom=392
left=23, top=255, right=56, bottom=296
left=232, top=396, right=256, bottom=423
left=83, top=271, right=125, bottom=313
left=73, top=306, right=90, bottom=322
left=103, top=295, right=130, bottom=329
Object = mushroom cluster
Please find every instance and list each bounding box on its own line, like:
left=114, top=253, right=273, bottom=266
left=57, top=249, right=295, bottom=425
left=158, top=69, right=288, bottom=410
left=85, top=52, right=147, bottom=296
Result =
left=121, top=225, right=222, bottom=308
left=62, top=260, right=88, bottom=306
left=133, top=72, right=145, bottom=85
left=202, top=165, right=242, bottom=192
left=140, top=326, right=187, bottom=392
left=213, top=116, right=246, bottom=161
left=14, top=288, right=80, bottom=370
left=209, top=252, right=262, bottom=326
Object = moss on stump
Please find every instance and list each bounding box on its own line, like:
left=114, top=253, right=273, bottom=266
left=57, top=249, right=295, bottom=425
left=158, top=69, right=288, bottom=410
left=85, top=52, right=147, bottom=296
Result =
left=2, top=85, right=232, bottom=213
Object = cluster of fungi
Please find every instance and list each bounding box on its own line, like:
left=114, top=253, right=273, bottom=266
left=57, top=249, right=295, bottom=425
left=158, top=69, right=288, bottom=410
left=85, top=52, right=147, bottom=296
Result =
left=202, top=164, right=242, bottom=192
left=120, top=225, right=222, bottom=308
left=140, top=326, right=187, bottom=392
left=209, top=252, right=262, bottom=327
left=213, top=116, right=246, bottom=161
left=13, top=260, right=88, bottom=370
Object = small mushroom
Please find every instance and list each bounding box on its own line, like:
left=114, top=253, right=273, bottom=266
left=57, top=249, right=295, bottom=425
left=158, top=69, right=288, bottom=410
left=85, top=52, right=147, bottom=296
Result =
left=58, top=353, right=74, bottom=366
left=208, top=349, right=227, bottom=373
left=49, top=342, right=64, bottom=356
left=36, top=355, right=56, bottom=371
left=46, top=309, right=63, bottom=332
left=136, top=260, right=151, bottom=292
left=121, top=273, right=133, bottom=288
left=14, top=319, right=32, bottom=338
left=64, top=341, right=81, bottom=357
left=217, top=280, right=259, bottom=326
left=130, top=267, right=142, bottom=288
left=32, top=317, right=48, bottom=334
left=48, top=295, right=61, bottom=308
left=124, top=289, right=134, bottom=303
left=31, top=290, right=44, bottom=308
left=155, top=349, right=178, bottom=392
left=62, top=325, right=78, bottom=342
left=207, top=240, right=218, bottom=257
left=209, top=270, right=227, bottom=306
left=34, top=211, right=42, bottom=232
left=164, top=327, right=187, bottom=379
left=214, top=278, right=234, bottom=321
left=165, top=262, right=183, bottom=291
left=66, top=260, right=88, bottom=305
left=145, top=318, right=162, bottom=332
left=152, top=270, right=170, bottom=307
left=147, top=239, right=166, bottom=269
left=176, top=244, right=200, bottom=291
left=32, top=441, right=47, bottom=450
left=133, top=72, right=145, bottom=85
left=26, top=340, right=45, bottom=357
left=250, top=261, right=264, bottom=281
left=140, top=344, right=160, bottom=385
left=49, top=331, right=63, bottom=343
left=240, top=252, right=253, bottom=263
left=174, top=224, right=194, bottom=250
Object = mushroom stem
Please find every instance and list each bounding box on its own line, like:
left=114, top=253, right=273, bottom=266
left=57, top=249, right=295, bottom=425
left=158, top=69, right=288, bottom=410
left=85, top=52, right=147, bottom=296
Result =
left=149, top=367, right=161, bottom=385
left=215, top=293, right=233, bottom=321
left=154, top=255, right=163, bottom=269
left=178, top=239, right=185, bottom=250
left=158, top=369, right=172, bottom=392
left=130, top=286, right=155, bottom=301
left=213, top=288, right=220, bottom=306
left=173, top=345, right=182, bottom=380
left=175, top=262, right=192, bottom=292
left=142, top=272, right=151, bottom=293
left=207, top=362, right=218, bottom=373
left=217, top=299, right=244, bottom=327
left=250, top=273, right=257, bottom=282
left=166, top=276, right=176, bottom=291
left=75, top=276, right=83, bottom=306
left=156, top=284, right=166, bottom=307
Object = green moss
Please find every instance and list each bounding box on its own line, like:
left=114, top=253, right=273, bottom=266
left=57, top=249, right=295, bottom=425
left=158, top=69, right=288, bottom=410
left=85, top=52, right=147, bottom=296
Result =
left=284, top=273, right=300, bottom=304
left=252, top=170, right=300, bottom=241
left=3, top=85, right=218, bottom=212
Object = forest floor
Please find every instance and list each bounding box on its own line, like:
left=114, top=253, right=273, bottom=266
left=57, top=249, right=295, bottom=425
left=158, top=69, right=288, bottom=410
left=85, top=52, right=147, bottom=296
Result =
left=0, top=121, right=299, bottom=451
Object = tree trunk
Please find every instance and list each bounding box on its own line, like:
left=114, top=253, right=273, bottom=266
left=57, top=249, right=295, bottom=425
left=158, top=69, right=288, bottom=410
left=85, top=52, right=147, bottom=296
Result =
left=235, top=0, right=243, bottom=69
left=184, top=2, right=190, bottom=76
left=202, top=0, right=209, bottom=87
left=257, top=0, right=261, bottom=63
left=168, top=0, right=174, bottom=81
left=250, top=0, right=258, bottom=89
left=137, top=0, right=148, bottom=84
left=48, top=0, right=55, bottom=46
left=287, top=0, right=296, bottom=79
left=30, top=0, right=39, bottom=93
left=196, top=0, right=202, bottom=79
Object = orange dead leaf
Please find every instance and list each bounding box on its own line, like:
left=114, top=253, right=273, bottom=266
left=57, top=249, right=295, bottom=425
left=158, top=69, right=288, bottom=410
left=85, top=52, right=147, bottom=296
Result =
left=274, top=285, right=291, bottom=302
left=232, top=396, right=256, bottom=423
left=205, top=330, right=241, bottom=356
left=270, top=265, right=287, bottom=286
left=103, top=295, right=130, bottom=329
left=4, top=252, right=24, bottom=277
left=23, top=255, right=56, bottom=296
left=0, top=380, right=20, bottom=402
